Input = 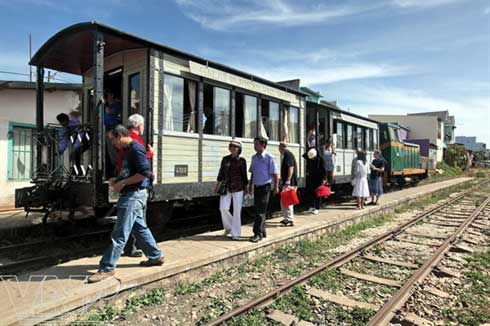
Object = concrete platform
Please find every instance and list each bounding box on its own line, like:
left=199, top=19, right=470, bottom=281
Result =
left=0, top=177, right=472, bottom=325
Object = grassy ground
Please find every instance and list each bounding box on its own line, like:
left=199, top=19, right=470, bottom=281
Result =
left=68, top=178, right=480, bottom=325
left=442, top=250, right=490, bottom=325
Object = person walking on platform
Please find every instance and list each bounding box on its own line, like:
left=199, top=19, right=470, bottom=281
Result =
left=323, top=142, right=336, bottom=186
left=216, top=139, right=248, bottom=240
left=249, top=136, right=279, bottom=243
left=115, top=114, right=153, bottom=258
left=303, top=148, right=328, bottom=215
left=88, top=125, right=163, bottom=283
left=352, top=151, right=370, bottom=209
left=369, top=150, right=386, bottom=205
left=278, top=142, right=298, bottom=226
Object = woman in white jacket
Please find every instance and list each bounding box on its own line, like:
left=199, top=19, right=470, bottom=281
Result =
left=352, top=151, right=370, bottom=209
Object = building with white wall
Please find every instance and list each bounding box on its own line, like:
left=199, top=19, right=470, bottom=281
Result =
left=0, top=80, right=81, bottom=209
left=369, top=113, right=446, bottom=162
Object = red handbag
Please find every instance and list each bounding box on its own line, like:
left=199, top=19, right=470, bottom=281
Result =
left=281, top=187, right=300, bottom=207
left=316, top=185, right=331, bottom=198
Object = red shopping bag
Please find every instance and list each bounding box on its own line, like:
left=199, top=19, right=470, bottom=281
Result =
left=316, top=185, right=331, bottom=198
left=281, top=187, right=300, bottom=207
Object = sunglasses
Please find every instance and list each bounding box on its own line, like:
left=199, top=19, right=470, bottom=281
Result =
left=229, top=145, right=240, bottom=149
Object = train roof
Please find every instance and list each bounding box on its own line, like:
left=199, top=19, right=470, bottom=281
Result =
left=30, top=22, right=307, bottom=97
left=302, top=87, right=380, bottom=125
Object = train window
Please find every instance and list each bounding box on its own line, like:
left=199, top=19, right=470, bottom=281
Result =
left=395, top=129, right=402, bottom=142
left=287, top=106, right=299, bottom=144
left=235, top=93, right=257, bottom=138
left=368, top=129, right=374, bottom=151
left=346, top=125, right=353, bottom=149
left=261, top=99, right=280, bottom=141
left=128, top=73, right=141, bottom=117
left=319, top=109, right=328, bottom=146
left=163, top=74, right=184, bottom=131
left=203, top=84, right=230, bottom=136
left=356, top=126, right=362, bottom=150
left=163, top=74, right=197, bottom=133
left=388, top=127, right=395, bottom=141
left=364, top=128, right=369, bottom=151
left=373, top=129, right=378, bottom=149
left=335, top=121, right=344, bottom=149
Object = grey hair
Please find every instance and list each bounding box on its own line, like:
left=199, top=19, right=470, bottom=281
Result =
left=127, top=114, right=145, bottom=128
left=111, top=124, right=130, bottom=137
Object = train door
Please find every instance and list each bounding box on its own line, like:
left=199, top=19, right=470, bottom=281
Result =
left=103, top=67, right=123, bottom=179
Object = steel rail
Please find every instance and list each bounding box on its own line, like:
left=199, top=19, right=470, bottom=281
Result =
left=0, top=229, right=112, bottom=254
left=367, top=195, right=490, bottom=326
left=206, top=183, right=483, bottom=326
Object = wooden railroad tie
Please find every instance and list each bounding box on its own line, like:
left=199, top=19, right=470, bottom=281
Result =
left=307, top=287, right=379, bottom=310
left=362, top=254, right=419, bottom=269
left=424, top=286, right=450, bottom=299
left=339, top=268, right=402, bottom=287
left=266, top=310, right=315, bottom=326
left=405, top=231, right=447, bottom=240
left=403, top=312, right=434, bottom=326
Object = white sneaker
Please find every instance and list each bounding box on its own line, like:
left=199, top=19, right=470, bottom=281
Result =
left=312, top=209, right=319, bottom=215
left=307, top=208, right=315, bottom=214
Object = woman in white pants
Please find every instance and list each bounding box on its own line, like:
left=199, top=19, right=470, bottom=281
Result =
left=215, top=139, right=248, bottom=240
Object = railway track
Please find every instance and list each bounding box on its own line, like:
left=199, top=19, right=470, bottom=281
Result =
left=206, top=183, right=490, bottom=326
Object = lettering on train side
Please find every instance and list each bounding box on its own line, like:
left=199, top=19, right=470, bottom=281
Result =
left=174, top=165, right=188, bottom=177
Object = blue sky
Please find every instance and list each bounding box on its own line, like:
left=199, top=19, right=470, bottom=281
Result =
left=1, top=0, right=489, bottom=144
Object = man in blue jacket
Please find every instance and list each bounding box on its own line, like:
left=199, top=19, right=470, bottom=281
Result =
left=88, top=125, right=164, bottom=283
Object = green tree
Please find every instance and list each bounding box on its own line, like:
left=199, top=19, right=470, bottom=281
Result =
left=444, top=144, right=468, bottom=168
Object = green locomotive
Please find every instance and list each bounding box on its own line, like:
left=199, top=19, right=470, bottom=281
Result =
left=379, top=123, right=427, bottom=186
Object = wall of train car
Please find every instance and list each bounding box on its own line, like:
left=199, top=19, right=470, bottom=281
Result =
left=150, top=50, right=306, bottom=202
left=83, top=48, right=148, bottom=123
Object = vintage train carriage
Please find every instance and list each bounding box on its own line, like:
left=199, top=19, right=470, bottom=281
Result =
left=15, top=22, right=307, bottom=221
left=378, top=123, right=427, bottom=185
left=302, top=88, right=379, bottom=186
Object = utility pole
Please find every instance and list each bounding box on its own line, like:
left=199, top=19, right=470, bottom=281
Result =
left=29, top=34, right=32, bottom=82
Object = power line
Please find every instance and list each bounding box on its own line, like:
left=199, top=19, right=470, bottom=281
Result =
left=0, top=70, right=77, bottom=83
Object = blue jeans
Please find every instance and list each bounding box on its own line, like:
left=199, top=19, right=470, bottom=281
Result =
left=99, top=189, right=162, bottom=272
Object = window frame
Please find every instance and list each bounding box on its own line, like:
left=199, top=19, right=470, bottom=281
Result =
left=346, top=124, right=353, bottom=149
left=127, top=72, right=142, bottom=118
left=373, top=129, right=378, bottom=150
left=334, top=120, right=344, bottom=149
left=260, top=98, right=281, bottom=141
left=286, top=105, right=300, bottom=144
left=8, top=122, right=36, bottom=181
left=211, top=85, right=232, bottom=136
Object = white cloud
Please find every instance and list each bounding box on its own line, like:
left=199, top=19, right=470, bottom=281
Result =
left=484, top=6, right=490, bottom=15
left=175, top=0, right=468, bottom=30
left=175, top=0, right=382, bottom=30
left=392, top=0, right=464, bottom=8
left=252, top=63, right=409, bottom=85
left=197, top=46, right=411, bottom=85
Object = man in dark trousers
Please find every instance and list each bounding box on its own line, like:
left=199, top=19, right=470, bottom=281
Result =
left=248, top=136, right=279, bottom=243
left=278, top=142, right=298, bottom=226
left=88, top=125, right=164, bottom=283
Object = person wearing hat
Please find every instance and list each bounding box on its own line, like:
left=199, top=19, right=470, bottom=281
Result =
left=215, top=139, right=248, bottom=240
left=302, top=148, right=328, bottom=215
